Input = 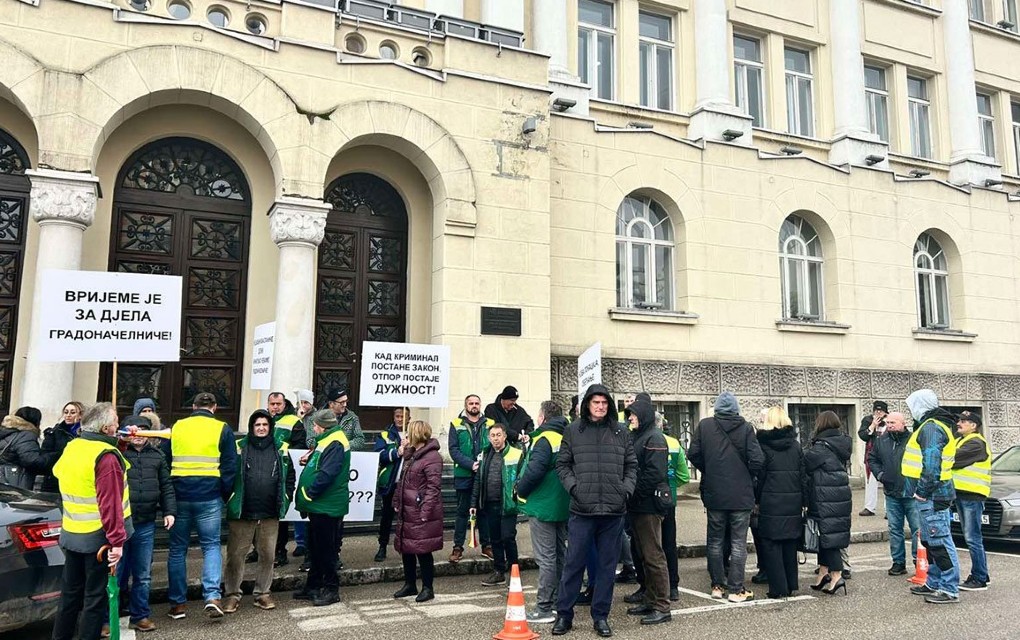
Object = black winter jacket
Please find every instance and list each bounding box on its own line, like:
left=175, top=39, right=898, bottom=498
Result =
left=556, top=384, right=637, bottom=517
left=123, top=443, right=177, bottom=524
left=626, top=401, right=670, bottom=516
left=0, top=416, right=57, bottom=490
left=804, top=430, right=853, bottom=550
left=484, top=399, right=534, bottom=445
left=40, top=422, right=78, bottom=493
left=868, top=428, right=912, bottom=498
left=754, top=427, right=805, bottom=541
left=688, top=414, right=764, bottom=511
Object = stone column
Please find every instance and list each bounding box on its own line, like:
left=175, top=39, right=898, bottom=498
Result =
left=533, top=0, right=589, bottom=115
left=689, top=0, right=753, bottom=145
left=268, top=197, right=331, bottom=396
left=426, top=0, right=463, bottom=18
left=20, top=169, right=99, bottom=423
left=828, top=0, right=888, bottom=167
left=481, top=0, right=524, bottom=32
left=943, top=0, right=1001, bottom=185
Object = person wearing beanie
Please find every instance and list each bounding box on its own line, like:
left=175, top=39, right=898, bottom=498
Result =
left=687, top=392, right=764, bottom=603
left=857, top=400, right=889, bottom=517
left=133, top=398, right=157, bottom=417
left=484, top=385, right=534, bottom=445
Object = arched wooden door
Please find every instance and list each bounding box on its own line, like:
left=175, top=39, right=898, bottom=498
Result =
left=0, top=129, right=30, bottom=415
left=314, top=173, right=408, bottom=429
left=101, top=137, right=251, bottom=429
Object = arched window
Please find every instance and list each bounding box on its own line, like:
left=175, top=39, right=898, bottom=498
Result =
left=779, top=214, right=824, bottom=320
left=615, top=196, right=674, bottom=310
left=914, top=233, right=950, bottom=329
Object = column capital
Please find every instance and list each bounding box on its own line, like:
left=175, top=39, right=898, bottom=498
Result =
left=26, top=169, right=99, bottom=229
left=268, top=197, right=332, bottom=247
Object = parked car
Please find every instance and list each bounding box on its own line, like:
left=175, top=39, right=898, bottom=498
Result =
left=0, top=484, right=63, bottom=634
left=951, top=445, right=1020, bottom=542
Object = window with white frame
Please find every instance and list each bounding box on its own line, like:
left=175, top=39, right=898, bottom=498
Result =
left=1012, top=101, right=1020, bottom=173
left=734, top=35, right=765, bottom=127
left=977, top=93, right=996, bottom=159
left=578, top=0, right=615, bottom=100
left=908, top=75, right=932, bottom=158
left=616, top=196, right=675, bottom=311
left=638, top=10, right=674, bottom=110
left=969, top=0, right=986, bottom=21
left=784, top=47, right=814, bottom=137
left=914, top=233, right=950, bottom=329
left=779, top=215, right=824, bottom=321
left=864, top=65, right=890, bottom=143
left=1005, top=1, right=1019, bottom=32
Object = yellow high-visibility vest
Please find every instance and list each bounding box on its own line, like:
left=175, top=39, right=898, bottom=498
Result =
left=171, top=414, right=224, bottom=477
left=276, top=414, right=299, bottom=431
left=901, top=419, right=956, bottom=480
left=53, top=438, right=132, bottom=534
left=952, top=433, right=992, bottom=497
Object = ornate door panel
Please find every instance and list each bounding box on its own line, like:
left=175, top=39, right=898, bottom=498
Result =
left=101, top=138, right=250, bottom=429
left=0, top=129, right=30, bottom=415
left=315, top=174, right=407, bottom=428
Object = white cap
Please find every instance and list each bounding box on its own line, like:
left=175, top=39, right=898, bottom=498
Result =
left=295, top=389, right=314, bottom=405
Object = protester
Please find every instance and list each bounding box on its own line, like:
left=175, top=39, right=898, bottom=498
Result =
left=118, top=415, right=176, bottom=632
left=40, top=401, right=84, bottom=492
left=291, top=388, right=315, bottom=559
left=687, top=392, right=763, bottom=603
left=660, top=414, right=689, bottom=601
left=133, top=397, right=157, bottom=416
left=295, top=409, right=351, bottom=606
left=267, top=392, right=306, bottom=568
left=868, top=411, right=918, bottom=576
left=166, top=392, right=238, bottom=620
left=448, top=394, right=495, bottom=562
left=484, top=385, right=534, bottom=445
left=223, top=410, right=295, bottom=613
left=858, top=401, right=889, bottom=516
left=805, top=411, right=852, bottom=596
left=51, top=403, right=133, bottom=640
left=374, top=407, right=407, bottom=561
left=0, top=406, right=56, bottom=490
left=754, top=407, right=804, bottom=599
left=325, top=388, right=363, bottom=569
left=552, top=384, right=637, bottom=638
left=393, top=419, right=443, bottom=603
left=472, top=424, right=523, bottom=587
left=295, top=389, right=315, bottom=419
left=568, top=395, right=579, bottom=423
left=953, top=410, right=991, bottom=591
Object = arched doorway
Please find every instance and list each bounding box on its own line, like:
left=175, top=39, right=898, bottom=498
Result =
left=314, top=173, right=408, bottom=428
left=101, top=137, right=251, bottom=428
left=0, top=128, right=29, bottom=415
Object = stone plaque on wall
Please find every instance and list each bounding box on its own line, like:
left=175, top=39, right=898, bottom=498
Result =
left=481, top=306, right=522, bottom=336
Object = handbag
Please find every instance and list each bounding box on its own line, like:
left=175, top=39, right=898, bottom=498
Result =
left=800, top=517, right=820, bottom=554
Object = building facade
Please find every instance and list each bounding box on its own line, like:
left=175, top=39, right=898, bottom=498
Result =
left=2, top=0, right=1020, bottom=473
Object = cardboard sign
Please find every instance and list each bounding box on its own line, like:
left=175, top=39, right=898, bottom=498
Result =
left=577, top=342, right=602, bottom=400
left=283, top=451, right=378, bottom=522
left=34, top=270, right=183, bottom=362
left=358, top=341, right=451, bottom=408
left=250, top=322, right=275, bottom=390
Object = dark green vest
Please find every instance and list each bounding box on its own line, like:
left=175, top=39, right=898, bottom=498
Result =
left=296, top=427, right=351, bottom=518
left=518, top=430, right=570, bottom=522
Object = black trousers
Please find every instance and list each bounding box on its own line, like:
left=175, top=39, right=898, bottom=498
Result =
left=51, top=548, right=109, bottom=640
left=818, top=546, right=844, bottom=572
left=276, top=521, right=290, bottom=556
left=758, top=537, right=799, bottom=596
left=481, top=503, right=518, bottom=572
left=378, top=493, right=395, bottom=547
left=402, top=553, right=435, bottom=589
left=635, top=505, right=679, bottom=589
left=307, top=513, right=340, bottom=592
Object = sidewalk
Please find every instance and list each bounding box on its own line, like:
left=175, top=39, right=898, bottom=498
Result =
left=148, top=488, right=889, bottom=603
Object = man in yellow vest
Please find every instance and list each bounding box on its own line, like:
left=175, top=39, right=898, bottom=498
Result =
left=51, top=402, right=133, bottom=640
left=166, top=392, right=238, bottom=620
left=953, top=410, right=991, bottom=591
left=902, top=389, right=961, bottom=604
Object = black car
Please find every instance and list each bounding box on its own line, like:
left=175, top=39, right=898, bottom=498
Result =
left=0, top=484, right=63, bottom=634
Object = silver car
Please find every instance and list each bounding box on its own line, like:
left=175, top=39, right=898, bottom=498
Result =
left=951, top=445, right=1020, bottom=541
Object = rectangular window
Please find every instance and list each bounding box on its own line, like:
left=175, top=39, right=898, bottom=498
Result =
left=864, top=65, right=890, bottom=143
left=734, top=35, right=765, bottom=127
left=977, top=93, right=996, bottom=159
left=578, top=0, right=615, bottom=100
left=1006, top=1, right=1019, bottom=31
left=908, top=75, right=932, bottom=159
left=639, top=11, right=674, bottom=110
left=969, top=0, right=986, bottom=21
left=1012, top=101, right=1020, bottom=173
left=784, top=47, right=814, bottom=137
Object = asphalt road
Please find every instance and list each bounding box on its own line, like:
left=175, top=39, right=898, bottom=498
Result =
left=8, top=541, right=1019, bottom=640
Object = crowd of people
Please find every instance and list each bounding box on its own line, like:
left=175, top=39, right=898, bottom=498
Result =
left=0, top=383, right=994, bottom=640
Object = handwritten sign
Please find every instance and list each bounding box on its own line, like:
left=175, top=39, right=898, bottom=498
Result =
left=250, top=322, right=275, bottom=390
left=577, top=342, right=602, bottom=400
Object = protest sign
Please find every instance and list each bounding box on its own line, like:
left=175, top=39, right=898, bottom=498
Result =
left=283, top=451, right=378, bottom=522
left=35, top=269, right=183, bottom=362
left=358, top=341, right=451, bottom=408
left=577, top=342, right=602, bottom=400
left=250, top=322, right=275, bottom=390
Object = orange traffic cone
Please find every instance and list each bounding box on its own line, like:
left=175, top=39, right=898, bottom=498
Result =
left=909, top=531, right=929, bottom=585
left=494, top=564, right=539, bottom=640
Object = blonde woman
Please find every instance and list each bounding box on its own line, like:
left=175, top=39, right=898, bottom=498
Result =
left=754, top=406, right=805, bottom=598
left=392, top=420, right=444, bottom=602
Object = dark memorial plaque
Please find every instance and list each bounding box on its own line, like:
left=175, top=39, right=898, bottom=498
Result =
left=481, top=306, right=522, bottom=336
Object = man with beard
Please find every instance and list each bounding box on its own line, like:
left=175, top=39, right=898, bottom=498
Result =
left=448, top=395, right=496, bottom=561
left=485, top=386, right=534, bottom=445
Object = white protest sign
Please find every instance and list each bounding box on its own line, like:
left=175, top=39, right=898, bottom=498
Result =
left=284, top=451, right=378, bottom=522
left=359, top=341, right=451, bottom=408
left=35, top=269, right=183, bottom=362
left=250, top=322, right=275, bottom=390
left=577, top=342, right=602, bottom=400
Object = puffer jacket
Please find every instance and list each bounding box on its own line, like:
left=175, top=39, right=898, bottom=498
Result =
left=556, top=384, right=637, bottom=517
left=755, top=426, right=805, bottom=541
left=393, top=438, right=444, bottom=555
left=123, top=442, right=177, bottom=525
left=0, top=416, right=56, bottom=490
left=40, top=422, right=78, bottom=492
left=804, top=429, right=853, bottom=550
left=626, top=400, right=670, bottom=516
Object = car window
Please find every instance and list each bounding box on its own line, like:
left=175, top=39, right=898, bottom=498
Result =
left=991, top=446, right=1020, bottom=473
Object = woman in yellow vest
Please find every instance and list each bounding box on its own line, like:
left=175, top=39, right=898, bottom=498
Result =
left=952, top=411, right=991, bottom=591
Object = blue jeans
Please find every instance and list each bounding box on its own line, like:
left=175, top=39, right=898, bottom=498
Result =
left=706, top=509, right=751, bottom=593
left=295, top=522, right=306, bottom=547
left=118, top=521, right=156, bottom=622
left=885, top=495, right=919, bottom=566
left=168, top=500, right=223, bottom=603
left=917, top=499, right=960, bottom=596
left=957, top=498, right=990, bottom=583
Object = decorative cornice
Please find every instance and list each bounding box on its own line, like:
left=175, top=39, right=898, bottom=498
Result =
left=268, top=197, right=332, bottom=247
left=26, top=169, right=99, bottom=229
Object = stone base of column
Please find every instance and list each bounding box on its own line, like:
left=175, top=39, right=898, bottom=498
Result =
left=688, top=107, right=754, bottom=146
left=948, top=156, right=1002, bottom=187
left=549, top=74, right=589, bottom=117
left=829, top=134, right=889, bottom=169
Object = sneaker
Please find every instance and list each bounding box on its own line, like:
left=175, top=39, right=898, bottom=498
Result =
left=859, top=508, right=875, bottom=516
left=254, top=594, right=276, bottom=610
left=481, top=571, right=506, bottom=586
left=167, top=604, right=187, bottom=620
left=481, top=545, right=494, bottom=560
left=292, top=545, right=307, bottom=557
left=910, top=584, right=937, bottom=596
left=527, top=610, right=556, bottom=624
left=129, top=618, right=156, bottom=633
left=888, top=563, right=907, bottom=576
left=221, top=595, right=240, bottom=614
left=449, top=546, right=464, bottom=563
left=204, top=600, right=224, bottom=619
left=727, top=589, right=754, bottom=604
left=710, top=585, right=724, bottom=600
left=924, top=591, right=960, bottom=604
left=959, top=577, right=988, bottom=592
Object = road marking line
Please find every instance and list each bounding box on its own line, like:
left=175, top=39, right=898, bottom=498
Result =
left=419, top=603, right=506, bottom=618
left=358, top=604, right=407, bottom=612
left=677, top=587, right=719, bottom=601
left=671, top=595, right=815, bottom=615
left=296, top=614, right=367, bottom=631
left=290, top=603, right=352, bottom=618
left=366, top=614, right=421, bottom=623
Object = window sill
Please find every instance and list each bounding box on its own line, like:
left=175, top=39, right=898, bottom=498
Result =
left=775, top=319, right=851, bottom=335
left=608, top=308, right=699, bottom=325
left=875, top=0, right=941, bottom=18
left=912, top=328, right=977, bottom=343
